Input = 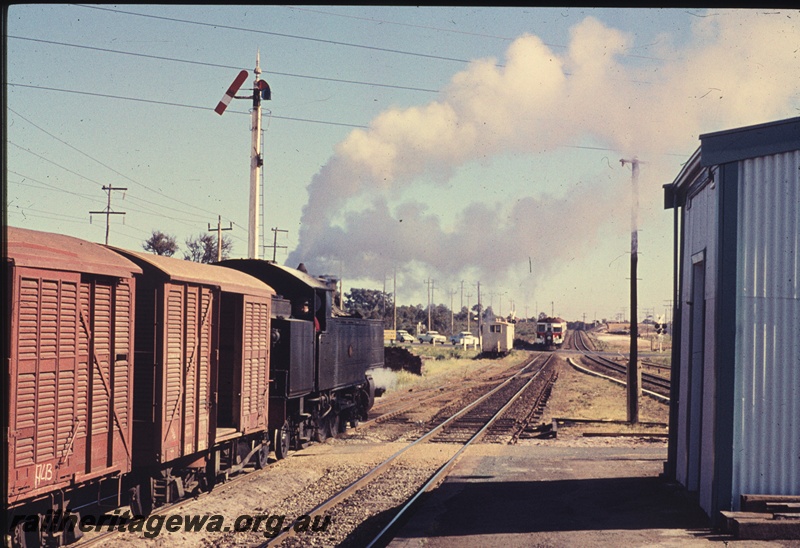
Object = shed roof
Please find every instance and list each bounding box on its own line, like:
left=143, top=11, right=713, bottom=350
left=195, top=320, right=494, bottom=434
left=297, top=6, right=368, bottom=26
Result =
left=6, top=226, right=142, bottom=278
left=110, top=248, right=274, bottom=297
left=700, top=116, right=800, bottom=166
left=664, top=147, right=702, bottom=209
left=665, top=116, right=800, bottom=209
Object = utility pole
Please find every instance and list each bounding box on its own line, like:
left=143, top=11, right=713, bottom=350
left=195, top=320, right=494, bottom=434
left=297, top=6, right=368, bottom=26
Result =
left=448, top=288, right=457, bottom=334
left=90, top=185, right=126, bottom=245
left=207, top=215, right=233, bottom=262
left=266, top=227, right=288, bottom=262
left=383, top=275, right=387, bottom=325
left=393, top=267, right=397, bottom=332
left=621, top=156, right=641, bottom=424
left=477, top=282, right=482, bottom=349
left=466, top=292, right=472, bottom=332
left=425, top=278, right=435, bottom=331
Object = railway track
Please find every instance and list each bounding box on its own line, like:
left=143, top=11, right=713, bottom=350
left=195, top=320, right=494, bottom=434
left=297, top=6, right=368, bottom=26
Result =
left=573, top=329, right=671, bottom=397
left=260, top=353, right=557, bottom=547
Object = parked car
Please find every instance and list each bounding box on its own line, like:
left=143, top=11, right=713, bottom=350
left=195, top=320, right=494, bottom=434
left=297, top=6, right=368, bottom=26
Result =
left=396, top=329, right=415, bottom=343
left=451, top=331, right=479, bottom=347
left=418, top=330, right=447, bottom=344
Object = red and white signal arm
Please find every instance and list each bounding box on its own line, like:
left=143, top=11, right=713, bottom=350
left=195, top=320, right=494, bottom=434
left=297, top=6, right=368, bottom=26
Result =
left=215, top=69, right=249, bottom=115
left=257, top=79, right=271, bottom=101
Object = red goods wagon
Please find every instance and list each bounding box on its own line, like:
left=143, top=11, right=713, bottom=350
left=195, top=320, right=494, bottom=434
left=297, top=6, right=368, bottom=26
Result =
left=108, top=250, right=275, bottom=509
left=4, top=227, right=141, bottom=543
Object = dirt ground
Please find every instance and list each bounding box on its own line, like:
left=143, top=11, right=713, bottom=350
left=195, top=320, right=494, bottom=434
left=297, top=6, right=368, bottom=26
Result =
left=533, top=354, right=670, bottom=443
left=82, top=349, right=797, bottom=547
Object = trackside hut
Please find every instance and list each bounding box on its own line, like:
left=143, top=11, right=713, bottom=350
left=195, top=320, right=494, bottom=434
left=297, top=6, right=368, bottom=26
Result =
left=664, top=116, right=800, bottom=523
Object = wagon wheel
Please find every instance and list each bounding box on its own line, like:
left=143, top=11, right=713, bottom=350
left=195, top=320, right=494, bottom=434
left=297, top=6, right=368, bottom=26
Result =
left=274, top=422, right=290, bottom=460
left=129, top=483, right=154, bottom=516
left=11, top=518, right=38, bottom=548
left=253, top=442, right=269, bottom=469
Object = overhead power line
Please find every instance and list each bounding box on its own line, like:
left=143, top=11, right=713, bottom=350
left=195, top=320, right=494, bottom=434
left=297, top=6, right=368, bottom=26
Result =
left=8, top=36, right=439, bottom=94
left=73, top=4, right=485, bottom=66
left=7, top=83, right=368, bottom=128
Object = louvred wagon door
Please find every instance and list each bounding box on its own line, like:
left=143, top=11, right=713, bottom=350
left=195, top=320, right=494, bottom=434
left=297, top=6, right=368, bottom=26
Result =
left=161, top=284, right=214, bottom=463
left=80, top=277, right=133, bottom=474
left=10, top=270, right=80, bottom=499
left=186, top=286, right=213, bottom=454
left=240, top=296, right=271, bottom=433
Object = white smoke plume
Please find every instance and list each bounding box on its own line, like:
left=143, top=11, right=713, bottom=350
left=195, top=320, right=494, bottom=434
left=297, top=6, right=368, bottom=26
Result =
left=288, top=13, right=800, bottom=298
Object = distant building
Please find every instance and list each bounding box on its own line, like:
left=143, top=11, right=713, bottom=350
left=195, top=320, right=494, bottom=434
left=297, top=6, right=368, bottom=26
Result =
left=481, top=314, right=515, bottom=353
left=664, top=117, right=800, bottom=524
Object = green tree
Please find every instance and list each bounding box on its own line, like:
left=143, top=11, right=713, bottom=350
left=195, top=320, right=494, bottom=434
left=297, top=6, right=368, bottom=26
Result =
left=184, top=233, right=233, bottom=263
left=143, top=230, right=178, bottom=256
left=344, top=288, right=393, bottom=320
left=395, top=304, right=426, bottom=333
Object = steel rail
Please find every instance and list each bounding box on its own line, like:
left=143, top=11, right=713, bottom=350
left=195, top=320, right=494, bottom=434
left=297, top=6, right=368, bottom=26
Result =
left=365, top=354, right=553, bottom=547
left=260, top=353, right=546, bottom=547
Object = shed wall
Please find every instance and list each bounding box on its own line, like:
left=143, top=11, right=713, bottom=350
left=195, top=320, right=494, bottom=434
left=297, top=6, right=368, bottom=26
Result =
left=732, top=150, right=800, bottom=506
left=676, top=178, right=719, bottom=515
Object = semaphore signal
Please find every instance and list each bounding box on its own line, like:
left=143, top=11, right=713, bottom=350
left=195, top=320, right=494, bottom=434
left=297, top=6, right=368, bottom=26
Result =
left=215, top=53, right=271, bottom=259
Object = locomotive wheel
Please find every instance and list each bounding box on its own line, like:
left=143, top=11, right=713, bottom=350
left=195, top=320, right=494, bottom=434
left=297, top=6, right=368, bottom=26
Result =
left=254, top=443, right=269, bottom=469
left=328, top=412, right=341, bottom=438
left=274, top=423, right=290, bottom=460
left=313, top=420, right=329, bottom=443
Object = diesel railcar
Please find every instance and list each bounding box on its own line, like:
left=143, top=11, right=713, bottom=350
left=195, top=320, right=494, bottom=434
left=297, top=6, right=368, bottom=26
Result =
left=535, top=317, right=567, bottom=350
left=4, top=228, right=382, bottom=547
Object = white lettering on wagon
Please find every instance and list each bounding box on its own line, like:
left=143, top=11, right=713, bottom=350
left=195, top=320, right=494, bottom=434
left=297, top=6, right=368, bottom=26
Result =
left=34, top=462, right=53, bottom=488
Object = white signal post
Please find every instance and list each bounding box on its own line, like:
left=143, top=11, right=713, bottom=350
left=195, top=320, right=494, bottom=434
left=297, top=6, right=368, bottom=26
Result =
left=215, top=53, right=271, bottom=259
left=249, top=54, right=263, bottom=259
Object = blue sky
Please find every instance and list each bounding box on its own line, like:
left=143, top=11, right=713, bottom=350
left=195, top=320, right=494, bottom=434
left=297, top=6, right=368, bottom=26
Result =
left=6, top=6, right=800, bottom=322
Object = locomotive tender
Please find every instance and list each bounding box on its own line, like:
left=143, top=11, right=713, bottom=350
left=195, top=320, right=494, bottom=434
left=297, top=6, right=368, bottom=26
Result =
left=3, top=227, right=381, bottom=547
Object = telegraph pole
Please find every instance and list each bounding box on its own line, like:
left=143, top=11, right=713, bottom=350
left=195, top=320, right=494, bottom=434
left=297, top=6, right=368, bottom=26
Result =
left=90, top=185, right=126, bottom=245
left=477, top=282, right=482, bottom=349
left=425, top=278, right=435, bottom=331
left=448, top=288, right=456, bottom=334
left=466, top=292, right=472, bottom=331
left=393, top=267, right=397, bottom=332
left=208, top=215, right=233, bottom=262
left=266, top=227, right=288, bottom=262
left=621, top=157, right=641, bottom=424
